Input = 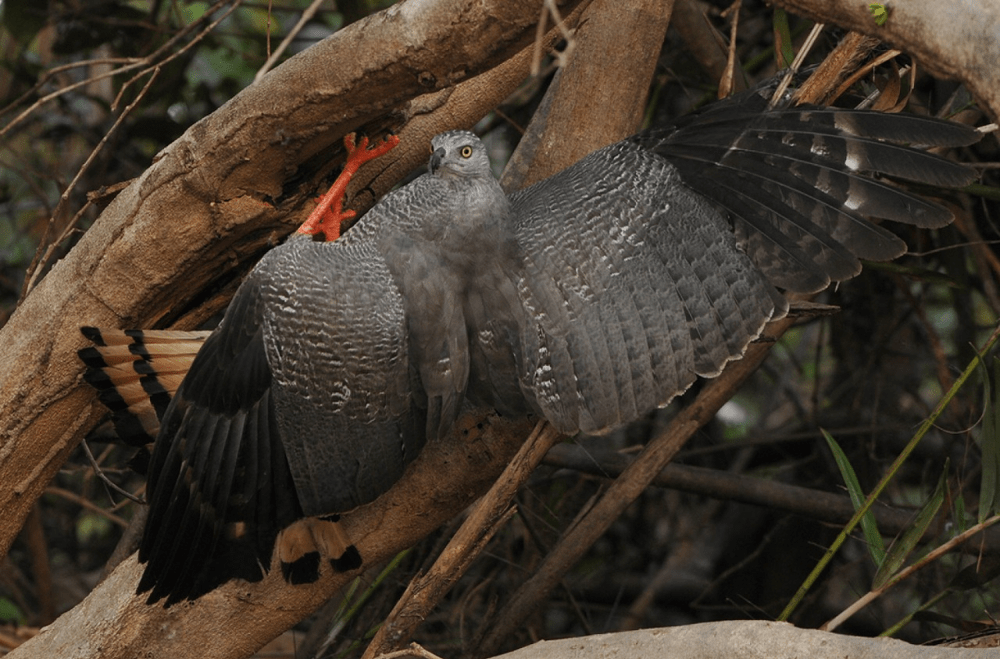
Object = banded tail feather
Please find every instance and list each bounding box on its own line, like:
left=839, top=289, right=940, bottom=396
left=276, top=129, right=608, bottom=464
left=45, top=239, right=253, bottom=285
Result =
left=78, top=327, right=209, bottom=445
left=79, top=326, right=363, bottom=603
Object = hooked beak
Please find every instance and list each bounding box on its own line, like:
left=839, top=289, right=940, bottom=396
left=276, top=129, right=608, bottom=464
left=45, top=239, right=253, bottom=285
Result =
left=428, top=147, right=445, bottom=174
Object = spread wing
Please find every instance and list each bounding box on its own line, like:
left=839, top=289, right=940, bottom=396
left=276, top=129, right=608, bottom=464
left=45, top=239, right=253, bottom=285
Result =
left=510, top=142, right=786, bottom=435
left=508, top=93, right=978, bottom=435
left=137, top=267, right=289, bottom=605
left=136, top=237, right=420, bottom=605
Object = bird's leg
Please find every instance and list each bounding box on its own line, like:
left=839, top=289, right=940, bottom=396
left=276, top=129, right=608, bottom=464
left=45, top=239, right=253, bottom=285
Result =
left=297, top=132, right=400, bottom=241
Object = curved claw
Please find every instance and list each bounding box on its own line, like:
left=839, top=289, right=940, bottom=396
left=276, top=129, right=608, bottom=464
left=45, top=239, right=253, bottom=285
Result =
left=297, top=132, right=401, bottom=241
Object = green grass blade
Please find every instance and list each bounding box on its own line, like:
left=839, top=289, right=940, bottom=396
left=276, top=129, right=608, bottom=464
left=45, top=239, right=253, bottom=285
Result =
left=872, top=462, right=947, bottom=589
left=772, top=8, right=795, bottom=69
left=822, top=429, right=885, bottom=566
left=980, top=357, right=1000, bottom=522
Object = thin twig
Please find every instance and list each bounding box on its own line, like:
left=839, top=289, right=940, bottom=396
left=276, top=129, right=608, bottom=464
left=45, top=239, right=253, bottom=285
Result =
left=0, top=57, right=142, bottom=123
left=780, top=320, right=1000, bottom=621
left=531, top=0, right=576, bottom=76
left=45, top=487, right=130, bottom=528
left=769, top=21, right=825, bottom=107
left=255, top=0, right=325, bottom=81
left=823, top=514, right=1000, bottom=632
left=829, top=47, right=903, bottom=108
left=79, top=438, right=145, bottom=506
left=473, top=315, right=797, bottom=656
left=20, top=0, right=246, bottom=299
left=543, top=443, right=1000, bottom=553
left=1, top=0, right=241, bottom=139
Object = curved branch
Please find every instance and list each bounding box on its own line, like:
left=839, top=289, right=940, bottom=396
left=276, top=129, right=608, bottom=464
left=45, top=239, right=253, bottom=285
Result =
left=774, top=0, right=1000, bottom=119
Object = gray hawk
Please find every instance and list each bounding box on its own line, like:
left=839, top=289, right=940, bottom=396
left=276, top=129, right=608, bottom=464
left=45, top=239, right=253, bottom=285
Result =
left=79, top=86, right=980, bottom=605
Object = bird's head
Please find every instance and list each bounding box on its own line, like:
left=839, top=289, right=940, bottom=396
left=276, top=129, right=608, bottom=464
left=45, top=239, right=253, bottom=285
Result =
left=428, top=130, right=492, bottom=180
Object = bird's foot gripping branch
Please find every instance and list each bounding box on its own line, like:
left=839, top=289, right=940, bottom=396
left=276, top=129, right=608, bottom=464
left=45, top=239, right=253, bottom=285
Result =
left=297, top=132, right=401, bottom=241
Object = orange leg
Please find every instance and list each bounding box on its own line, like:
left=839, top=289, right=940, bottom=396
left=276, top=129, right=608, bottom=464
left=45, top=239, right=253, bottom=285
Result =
left=297, top=132, right=400, bottom=241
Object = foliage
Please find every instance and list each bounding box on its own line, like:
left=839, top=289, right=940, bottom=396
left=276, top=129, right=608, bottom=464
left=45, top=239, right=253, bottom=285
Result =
left=869, top=3, right=888, bottom=27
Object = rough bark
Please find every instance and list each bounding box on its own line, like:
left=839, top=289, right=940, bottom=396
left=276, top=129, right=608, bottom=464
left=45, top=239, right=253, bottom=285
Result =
left=1, top=1, right=591, bottom=656
left=7, top=412, right=535, bottom=659
left=502, top=0, right=677, bottom=188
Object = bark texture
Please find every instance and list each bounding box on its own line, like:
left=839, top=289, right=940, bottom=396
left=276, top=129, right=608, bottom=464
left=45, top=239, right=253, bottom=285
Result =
left=492, top=622, right=997, bottom=659
left=9, top=412, right=534, bottom=659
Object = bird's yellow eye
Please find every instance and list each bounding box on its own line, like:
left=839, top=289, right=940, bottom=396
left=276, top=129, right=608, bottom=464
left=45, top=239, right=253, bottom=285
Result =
left=460, top=145, right=473, bottom=158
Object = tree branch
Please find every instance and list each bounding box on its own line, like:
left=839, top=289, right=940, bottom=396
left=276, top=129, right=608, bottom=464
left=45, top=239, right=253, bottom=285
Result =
left=9, top=413, right=537, bottom=658
left=773, top=0, right=1000, bottom=119
left=2, top=0, right=994, bottom=656
left=472, top=316, right=797, bottom=656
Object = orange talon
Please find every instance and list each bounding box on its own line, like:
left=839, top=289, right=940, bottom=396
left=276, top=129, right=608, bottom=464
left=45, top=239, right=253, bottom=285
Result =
left=298, top=132, right=401, bottom=241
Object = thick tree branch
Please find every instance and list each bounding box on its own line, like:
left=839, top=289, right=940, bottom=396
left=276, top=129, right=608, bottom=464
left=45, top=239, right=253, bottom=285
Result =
left=502, top=0, right=677, bottom=188
left=1, top=0, right=994, bottom=656
left=1, top=2, right=595, bottom=656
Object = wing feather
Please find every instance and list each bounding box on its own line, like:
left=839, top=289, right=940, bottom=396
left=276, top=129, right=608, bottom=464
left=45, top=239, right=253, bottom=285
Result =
left=136, top=236, right=418, bottom=605
left=510, top=143, right=784, bottom=434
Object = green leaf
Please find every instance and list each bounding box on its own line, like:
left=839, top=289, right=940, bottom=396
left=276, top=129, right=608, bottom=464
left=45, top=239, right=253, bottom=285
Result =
left=981, top=357, right=1000, bottom=522
left=872, top=462, right=948, bottom=589
left=0, top=598, right=25, bottom=625
left=772, top=9, right=795, bottom=69
left=953, top=493, right=968, bottom=535
left=868, top=3, right=888, bottom=26
left=822, top=429, right=885, bottom=566
left=781, top=328, right=1000, bottom=622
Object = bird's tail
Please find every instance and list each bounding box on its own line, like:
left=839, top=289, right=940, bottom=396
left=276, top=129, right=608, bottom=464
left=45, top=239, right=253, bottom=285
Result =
left=78, top=327, right=210, bottom=446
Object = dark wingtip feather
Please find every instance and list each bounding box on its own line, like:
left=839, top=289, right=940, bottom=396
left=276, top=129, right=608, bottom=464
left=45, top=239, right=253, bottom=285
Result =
left=635, top=88, right=979, bottom=290
left=830, top=109, right=983, bottom=148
